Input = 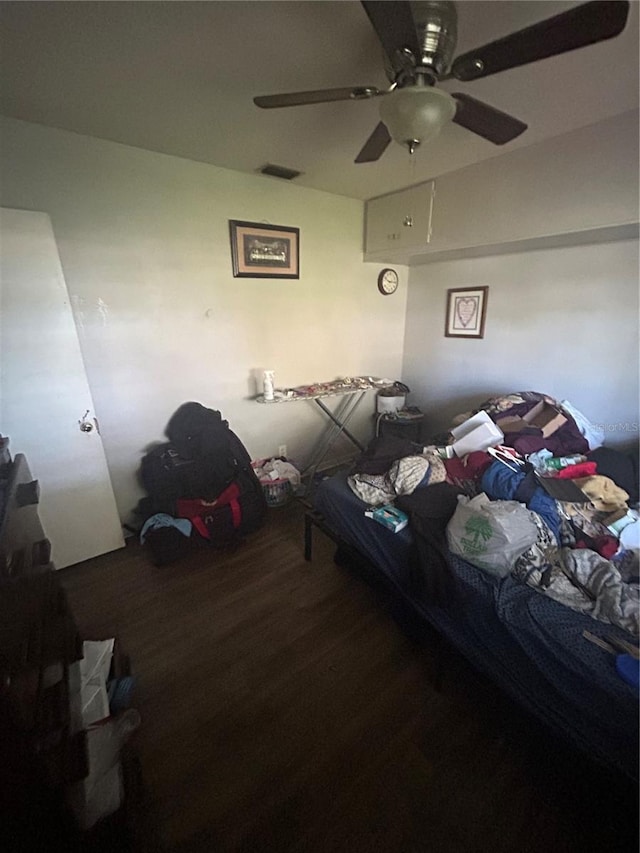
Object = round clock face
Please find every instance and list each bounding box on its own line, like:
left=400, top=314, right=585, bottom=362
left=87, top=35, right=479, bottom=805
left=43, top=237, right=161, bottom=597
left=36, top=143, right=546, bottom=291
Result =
left=378, top=268, right=398, bottom=295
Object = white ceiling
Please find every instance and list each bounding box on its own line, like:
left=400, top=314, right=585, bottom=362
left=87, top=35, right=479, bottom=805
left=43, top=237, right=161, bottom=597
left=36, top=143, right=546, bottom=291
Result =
left=1, top=1, right=638, bottom=200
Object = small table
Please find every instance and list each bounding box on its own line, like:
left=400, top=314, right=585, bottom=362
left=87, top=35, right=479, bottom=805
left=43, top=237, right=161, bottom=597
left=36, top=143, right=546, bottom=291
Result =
left=376, top=410, right=424, bottom=443
left=256, top=376, right=385, bottom=488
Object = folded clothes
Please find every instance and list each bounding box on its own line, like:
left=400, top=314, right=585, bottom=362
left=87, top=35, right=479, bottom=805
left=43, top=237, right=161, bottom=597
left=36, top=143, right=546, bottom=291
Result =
left=556, top=461, right=597, bottom=479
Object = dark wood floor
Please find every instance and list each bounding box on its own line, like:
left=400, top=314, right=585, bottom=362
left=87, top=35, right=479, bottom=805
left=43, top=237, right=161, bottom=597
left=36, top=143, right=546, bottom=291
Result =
left=57, top=501, right=638, bottom=853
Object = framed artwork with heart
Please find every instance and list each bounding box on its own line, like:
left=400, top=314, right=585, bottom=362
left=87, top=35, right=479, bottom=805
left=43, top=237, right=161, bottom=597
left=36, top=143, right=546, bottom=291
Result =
left=445, top=286, right=488, bottom=338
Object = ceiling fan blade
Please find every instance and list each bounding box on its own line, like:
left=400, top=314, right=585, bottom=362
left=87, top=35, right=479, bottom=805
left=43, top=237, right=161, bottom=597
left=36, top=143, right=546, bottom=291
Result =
left=451, top=94, right=527, bottom=145
left=254, top=86, right=383, bottom=109
left=355, top=122, right=392, bottom=163
left=361, top=1, right=421, bottom=66
left=451, top=0, right=630, bottom=81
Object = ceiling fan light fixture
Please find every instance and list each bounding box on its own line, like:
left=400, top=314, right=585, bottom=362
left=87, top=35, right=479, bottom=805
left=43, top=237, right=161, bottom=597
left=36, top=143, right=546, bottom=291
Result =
left=379, top=85, right=456, bottom=151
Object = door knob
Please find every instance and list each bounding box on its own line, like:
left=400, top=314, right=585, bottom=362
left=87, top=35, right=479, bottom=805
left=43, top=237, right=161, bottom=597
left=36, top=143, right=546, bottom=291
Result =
left=79, top=410, right=93, bottom=432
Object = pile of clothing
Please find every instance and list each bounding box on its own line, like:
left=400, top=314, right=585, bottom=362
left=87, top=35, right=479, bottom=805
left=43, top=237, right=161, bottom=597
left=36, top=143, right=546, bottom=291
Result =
left=347, top=436, right=447, bottom=505
left=346, top=392, right=640, bottom=639
left=479, top=452, right=639, bottom=638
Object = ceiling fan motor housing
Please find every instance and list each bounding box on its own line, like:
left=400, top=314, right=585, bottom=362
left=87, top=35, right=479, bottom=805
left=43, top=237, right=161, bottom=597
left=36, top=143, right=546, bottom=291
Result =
left=409, top=0, right=458, bottom=80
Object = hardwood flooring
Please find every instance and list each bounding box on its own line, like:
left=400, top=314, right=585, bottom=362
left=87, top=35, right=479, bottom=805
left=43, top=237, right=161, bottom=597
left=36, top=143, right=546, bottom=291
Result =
left=57, top=501, right=638, bottom=853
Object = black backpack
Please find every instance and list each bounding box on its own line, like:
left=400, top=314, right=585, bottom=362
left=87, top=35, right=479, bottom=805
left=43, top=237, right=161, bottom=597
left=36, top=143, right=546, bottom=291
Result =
left=138, top=403, right=267, bottom=536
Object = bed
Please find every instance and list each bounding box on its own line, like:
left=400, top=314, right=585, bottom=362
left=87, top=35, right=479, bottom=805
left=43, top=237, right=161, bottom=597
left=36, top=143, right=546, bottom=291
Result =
left=309, top=426, right=639, bottom=780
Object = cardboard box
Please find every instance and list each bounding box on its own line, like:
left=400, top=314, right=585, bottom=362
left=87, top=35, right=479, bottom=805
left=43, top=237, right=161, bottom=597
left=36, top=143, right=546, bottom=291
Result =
left=496, top=401, right=567, bottom=438
left=526, top=400, right=568, bottom=437
left=450, top=411, right=504, bottom=456
left=496, top=415, right=531, bottom=434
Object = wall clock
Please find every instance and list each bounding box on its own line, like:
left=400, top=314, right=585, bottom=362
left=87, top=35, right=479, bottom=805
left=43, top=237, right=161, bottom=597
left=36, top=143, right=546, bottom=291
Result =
left=377, top=268, right=398, bottom=295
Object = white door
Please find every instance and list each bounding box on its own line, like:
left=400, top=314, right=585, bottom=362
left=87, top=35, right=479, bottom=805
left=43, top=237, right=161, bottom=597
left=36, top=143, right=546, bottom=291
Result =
left=0, top=207, right=125, bottom=568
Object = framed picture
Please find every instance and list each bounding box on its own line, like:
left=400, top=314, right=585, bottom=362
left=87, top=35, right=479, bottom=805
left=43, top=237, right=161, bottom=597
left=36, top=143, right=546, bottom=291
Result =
left=229, top=220, right=299, bottom=278
left=445, top=286, right=488, bottom=338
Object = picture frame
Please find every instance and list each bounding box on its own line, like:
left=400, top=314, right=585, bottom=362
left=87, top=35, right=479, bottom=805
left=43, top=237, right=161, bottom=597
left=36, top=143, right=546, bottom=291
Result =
left=445, top=286, right=488, bottom=338
left=229, top=220, right=299, bottom=278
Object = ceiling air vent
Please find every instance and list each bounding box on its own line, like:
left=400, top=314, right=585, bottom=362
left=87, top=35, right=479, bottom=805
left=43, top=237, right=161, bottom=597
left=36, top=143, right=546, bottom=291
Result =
left=259, top=163, right=302, bottom=180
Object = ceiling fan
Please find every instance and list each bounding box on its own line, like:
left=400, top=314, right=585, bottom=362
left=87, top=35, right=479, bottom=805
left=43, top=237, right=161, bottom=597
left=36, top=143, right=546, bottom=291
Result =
left=253, top=1, right=630, bottom=163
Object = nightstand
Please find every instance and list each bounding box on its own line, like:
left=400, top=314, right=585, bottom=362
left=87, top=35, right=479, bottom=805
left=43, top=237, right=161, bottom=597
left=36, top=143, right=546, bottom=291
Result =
left=376, top=410, right=424, bottom=443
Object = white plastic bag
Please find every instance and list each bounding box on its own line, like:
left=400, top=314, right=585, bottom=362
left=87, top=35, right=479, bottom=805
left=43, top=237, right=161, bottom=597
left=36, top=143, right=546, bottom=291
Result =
left=447, top=493, right=538, bottom=576
left=560, top=399, right=605, bottom=450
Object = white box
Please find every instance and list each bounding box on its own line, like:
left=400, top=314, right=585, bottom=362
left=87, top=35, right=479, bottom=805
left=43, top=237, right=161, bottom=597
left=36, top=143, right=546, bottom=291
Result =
left=450, top=411, right=503, bottom=457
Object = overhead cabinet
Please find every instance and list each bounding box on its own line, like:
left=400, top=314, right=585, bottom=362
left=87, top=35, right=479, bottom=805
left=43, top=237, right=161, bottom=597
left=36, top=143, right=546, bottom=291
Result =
left=426, top=117, right=639, bottom=259
left=363, top=113, right=639, bottom=265
left=364, top=181, right=435, bottom=259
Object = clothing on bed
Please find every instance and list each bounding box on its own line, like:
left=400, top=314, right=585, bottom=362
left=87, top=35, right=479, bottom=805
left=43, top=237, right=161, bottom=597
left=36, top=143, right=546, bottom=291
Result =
left=442, top=451, right=493, bottom=496
left=312, top=394, right=639, bottom=777
left=587, top=446, right=639, bottom=504
left=518, top=545, right=640, bottom=637
left=343, top=436, right=639, bottom=632
left=395, top=482, right=463, bottom=603
left=348, top=449, right=446, bottom=506
left=453, top=391, right=590, bottom=457
left=312, top=470, right=639, bottom=778
left=572, top=475, right=630, bottom=514
left=481, top=459, right=563, bottom=541
left=350, top=435, right=420, bottom=474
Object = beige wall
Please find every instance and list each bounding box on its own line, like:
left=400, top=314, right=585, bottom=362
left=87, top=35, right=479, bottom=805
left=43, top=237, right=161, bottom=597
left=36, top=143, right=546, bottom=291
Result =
left=0, top=117, right=408, bottom=520
left=2, top=114, right=638, bottom=527
left=402, top=239, right=640, bottom=446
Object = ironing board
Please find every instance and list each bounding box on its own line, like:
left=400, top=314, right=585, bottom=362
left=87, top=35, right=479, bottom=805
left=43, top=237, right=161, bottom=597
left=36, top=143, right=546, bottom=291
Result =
left=255, top=376, right=385, bottom=488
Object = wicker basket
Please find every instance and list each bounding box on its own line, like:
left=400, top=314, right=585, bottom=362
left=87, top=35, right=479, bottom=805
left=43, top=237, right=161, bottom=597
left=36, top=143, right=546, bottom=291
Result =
left=252, top=460, right=293, bottom=507
left=260, top=477, right=292, bottom=508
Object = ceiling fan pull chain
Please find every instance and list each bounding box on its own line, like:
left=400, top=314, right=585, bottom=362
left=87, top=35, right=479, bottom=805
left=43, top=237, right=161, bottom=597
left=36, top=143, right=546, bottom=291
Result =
left=406, top=143, right=417, bottom=186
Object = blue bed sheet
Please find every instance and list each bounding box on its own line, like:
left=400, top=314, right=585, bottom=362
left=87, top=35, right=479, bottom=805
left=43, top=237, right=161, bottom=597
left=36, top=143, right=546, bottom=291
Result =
left=313, top=470, right=639, bottom=779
